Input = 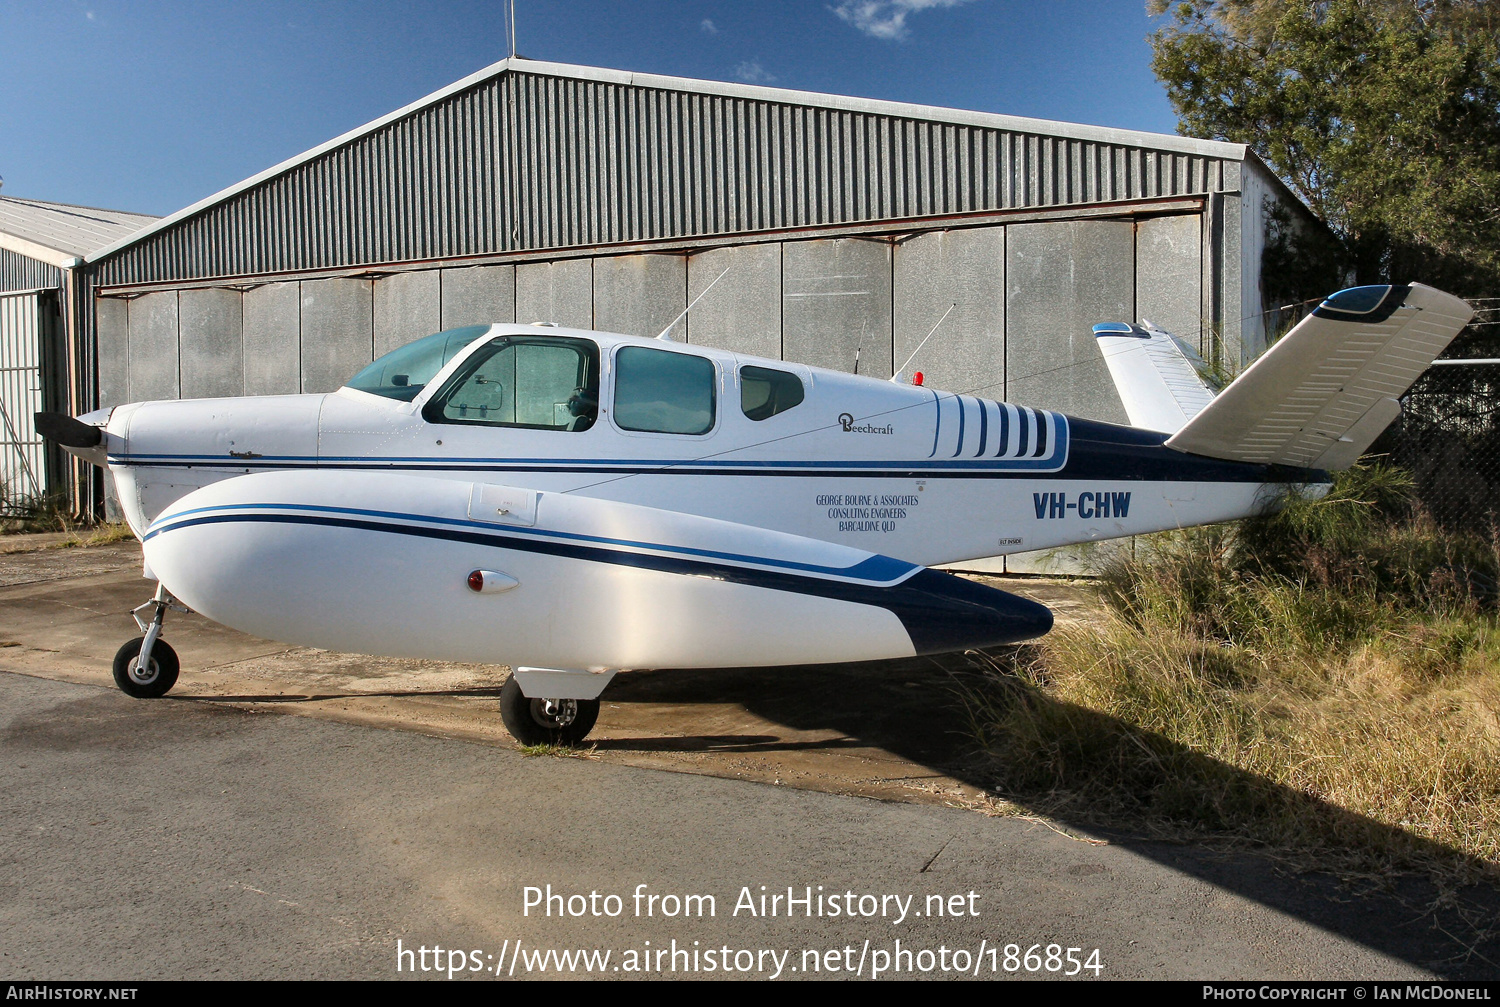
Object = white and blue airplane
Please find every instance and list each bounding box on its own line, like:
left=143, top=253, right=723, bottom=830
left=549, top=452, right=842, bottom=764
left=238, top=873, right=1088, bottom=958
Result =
left=37, top=282, right=1473, bottom=744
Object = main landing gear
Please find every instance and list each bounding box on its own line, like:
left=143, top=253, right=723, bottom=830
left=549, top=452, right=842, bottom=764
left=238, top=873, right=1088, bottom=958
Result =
left=112, top=583, right=187, bottom=699
left=499, top=677, right=601, bottom=746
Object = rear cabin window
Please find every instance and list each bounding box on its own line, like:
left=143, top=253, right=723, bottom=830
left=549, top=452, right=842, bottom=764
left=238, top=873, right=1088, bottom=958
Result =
left=612, top=346, right=716, bottom=435
left=740, top=366, right=805, bottom=420
left=424, top=337, right=599, bottom=431
left=345, top=325, right=492, bottom=401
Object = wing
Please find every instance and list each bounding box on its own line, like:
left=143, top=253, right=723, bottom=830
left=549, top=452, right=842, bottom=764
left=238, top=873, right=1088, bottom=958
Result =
left=142, top=470, right=1052, bottom=671
left=1165, top=283, right=1473, bottom=469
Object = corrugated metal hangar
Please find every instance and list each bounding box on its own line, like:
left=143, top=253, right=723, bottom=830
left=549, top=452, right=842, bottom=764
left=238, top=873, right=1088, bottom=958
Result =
left=19, top=59, right=1323, bottom=565
left=0, top=196, right=156, bottom=510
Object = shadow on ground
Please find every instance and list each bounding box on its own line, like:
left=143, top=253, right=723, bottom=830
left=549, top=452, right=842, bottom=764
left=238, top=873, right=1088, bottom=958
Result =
left=599, top=653, right=1500, bottom=980
left=176, top=687, right=508, bottom=704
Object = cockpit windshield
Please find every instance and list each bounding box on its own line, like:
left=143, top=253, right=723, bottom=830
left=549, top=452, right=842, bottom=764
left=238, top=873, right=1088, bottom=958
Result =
left=345, top=325, right=493, bottom=401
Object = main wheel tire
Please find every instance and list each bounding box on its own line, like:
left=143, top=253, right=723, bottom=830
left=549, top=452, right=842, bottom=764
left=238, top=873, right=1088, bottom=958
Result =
left=499, top=677, right=599, bottom=746
left=112, top=638, right=180, bottom=699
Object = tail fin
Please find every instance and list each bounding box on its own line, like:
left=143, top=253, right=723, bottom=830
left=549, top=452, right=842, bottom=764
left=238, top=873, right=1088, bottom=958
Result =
left=1162, top=283, right=1473, bottom=470
left=1093, top=321, right=1219, bottom=434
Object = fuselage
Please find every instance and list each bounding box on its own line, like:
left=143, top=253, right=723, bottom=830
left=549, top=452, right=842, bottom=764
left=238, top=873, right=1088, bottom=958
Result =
left=95, top=323, right=1321, bottom=567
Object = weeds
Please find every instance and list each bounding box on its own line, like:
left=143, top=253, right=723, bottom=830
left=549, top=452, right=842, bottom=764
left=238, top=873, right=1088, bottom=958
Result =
left=518, top=742, right=600, bottom=760
left=964, top=464, right=1500, bottom=884
left=0, top=493, right=81, bottom=535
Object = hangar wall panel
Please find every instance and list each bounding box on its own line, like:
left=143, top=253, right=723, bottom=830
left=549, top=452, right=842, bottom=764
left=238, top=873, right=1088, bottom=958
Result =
left=441, top=265, right=515, bottom=329
left=374, top=269, right=441, bottom=359
left=782, top=238, right=892, bottom=377
left=1000, top=538, right=1135, bottom=577
left=592, top=254, right=685, bottom=338
left=893, top=227, right=1005, bottom=398
left=1219, top=192, right=1245, bottom=365
left=516, top=259, right=592, bottom=329
left=299, top=278, right=372, bottom=394
left=1, top=248, right=60, bottom=293
left=95, top=297, right=129, bottom=408
left=178, top=288, right=243, bottom=400
left=1135, top=213, right=1203, bottom=354
left=1003, top=219, right=1133, bottom=575
left=1239, top=160, right=1280, bottom=361
left=127, top=292, right=179, bottom=402
left=243, top=282, right=301, bottom=396
left=684, top=243, right=780, bottom=358
left=1005, top=220, right=1130, bottom=423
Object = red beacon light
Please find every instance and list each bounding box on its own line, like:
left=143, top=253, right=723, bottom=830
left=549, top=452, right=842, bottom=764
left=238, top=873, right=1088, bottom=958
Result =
left=912, top=371, right=924, bottom=386
left=466, top=568, right=520, bottom=594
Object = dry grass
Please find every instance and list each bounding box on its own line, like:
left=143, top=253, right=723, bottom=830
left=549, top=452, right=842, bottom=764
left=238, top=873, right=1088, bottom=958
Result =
left=959, top=465, right=1500, bottom=885
left=0, top=492, right=133, bottom=546
left=53, top=523, right=136, bottom=548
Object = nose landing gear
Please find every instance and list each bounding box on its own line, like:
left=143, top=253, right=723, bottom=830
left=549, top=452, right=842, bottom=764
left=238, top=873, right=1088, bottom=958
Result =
left=112, top=583, right=187, bottom=699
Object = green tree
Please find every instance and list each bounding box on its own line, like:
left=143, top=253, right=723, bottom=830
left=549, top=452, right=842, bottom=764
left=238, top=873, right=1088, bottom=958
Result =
left=1149, top=0, right=1500, bottom=294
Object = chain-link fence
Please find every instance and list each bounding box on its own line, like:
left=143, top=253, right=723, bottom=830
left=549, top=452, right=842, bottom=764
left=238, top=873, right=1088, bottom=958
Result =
left=1387, top=298, right=1500, bottom=533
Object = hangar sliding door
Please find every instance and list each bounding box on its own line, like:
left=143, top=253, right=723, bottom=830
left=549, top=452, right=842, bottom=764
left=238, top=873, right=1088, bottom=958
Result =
left=0, top=289, right=62, bottom=511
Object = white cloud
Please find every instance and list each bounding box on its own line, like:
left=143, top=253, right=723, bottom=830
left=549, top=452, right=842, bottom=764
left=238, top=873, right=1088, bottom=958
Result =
left=831, top=0, right=971, bottom=41
left=700, top=18, right=718, bottom=34
left=735, top=60, right=777, bottom=84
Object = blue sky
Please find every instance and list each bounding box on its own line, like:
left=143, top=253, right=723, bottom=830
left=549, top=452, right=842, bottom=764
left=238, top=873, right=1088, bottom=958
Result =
left=0, top=1, right=1178, bottom=217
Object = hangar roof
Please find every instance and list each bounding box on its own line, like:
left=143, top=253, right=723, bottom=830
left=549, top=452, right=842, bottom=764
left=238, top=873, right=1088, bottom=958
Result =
left=0, top=195, right=156, bottom=267
left=86, top=58, right=1259, bottom=287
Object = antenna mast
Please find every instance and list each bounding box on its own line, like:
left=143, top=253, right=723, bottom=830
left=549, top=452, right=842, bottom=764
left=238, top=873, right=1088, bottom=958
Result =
left=657, top=267, right=731, bottom=341
left=892, top=302, right=954, bottom=382
left=507, top=0, right=517, bottom=58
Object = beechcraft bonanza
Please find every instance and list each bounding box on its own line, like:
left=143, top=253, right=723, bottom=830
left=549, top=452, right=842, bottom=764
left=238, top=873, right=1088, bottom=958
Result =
left=36, top=282, right=1473, bottom=744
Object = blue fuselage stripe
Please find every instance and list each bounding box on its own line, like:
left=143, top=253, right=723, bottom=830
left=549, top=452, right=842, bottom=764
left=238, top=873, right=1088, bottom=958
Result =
left=146, top=503, right=917, bottom=585
left=149, top=510, right=1052, bottom=653
left=109, top=418, right=1320, bottom=485
left=110, top=451, right=1075, bottom=475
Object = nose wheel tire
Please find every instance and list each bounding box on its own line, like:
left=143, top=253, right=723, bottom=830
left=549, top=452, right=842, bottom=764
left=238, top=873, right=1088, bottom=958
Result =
left=112, top=638, right=180, bottom=699
left=499, top=677, right=599, bottom=746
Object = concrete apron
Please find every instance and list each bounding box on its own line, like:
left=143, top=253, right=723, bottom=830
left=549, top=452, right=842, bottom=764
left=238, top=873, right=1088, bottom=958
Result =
left=0, top=536, right=1099, bottom=810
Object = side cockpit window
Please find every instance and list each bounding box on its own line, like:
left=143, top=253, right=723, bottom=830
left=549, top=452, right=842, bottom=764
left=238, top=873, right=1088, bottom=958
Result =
left=613, top=346, right=716, bottom=435
left=345, top=326, right=493, bottom=401
left=740, top=365, right=804, bottom=421
left=424, top=337, right=599, bottom=431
